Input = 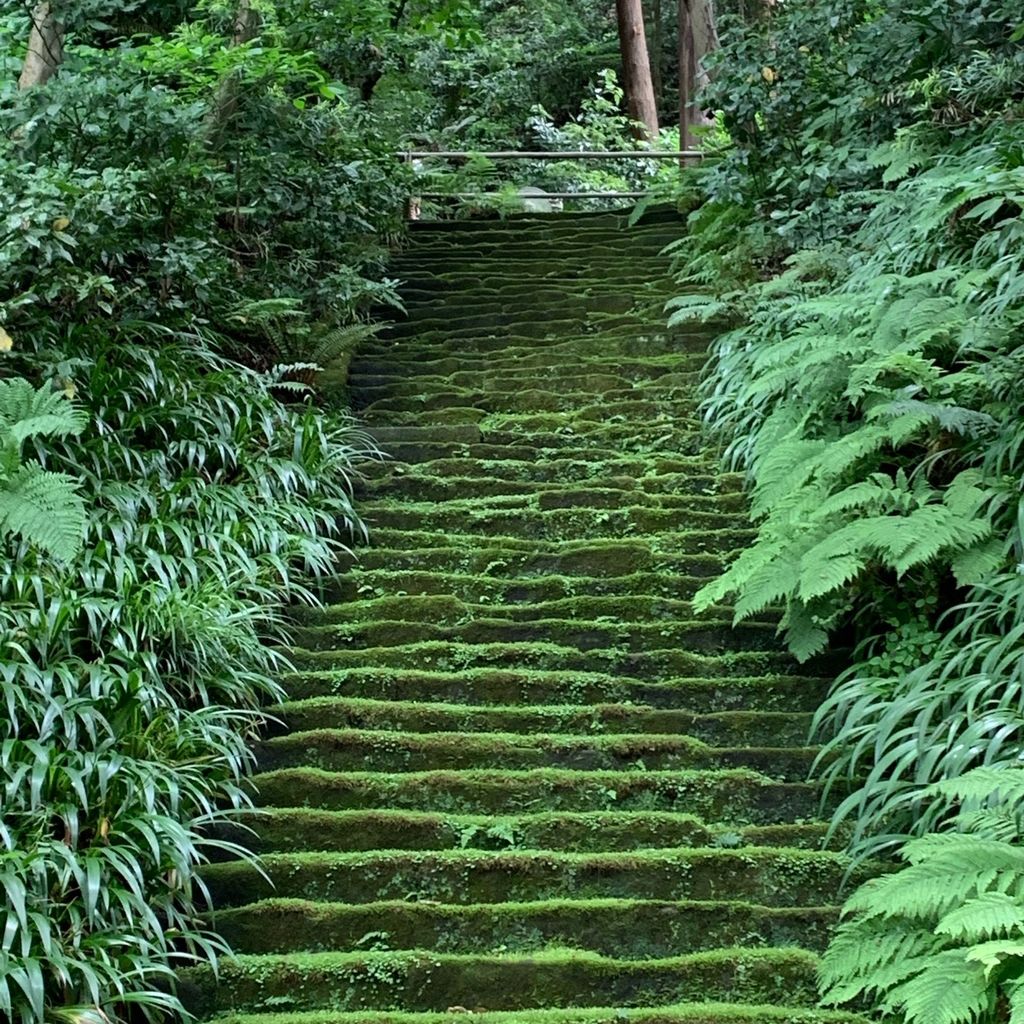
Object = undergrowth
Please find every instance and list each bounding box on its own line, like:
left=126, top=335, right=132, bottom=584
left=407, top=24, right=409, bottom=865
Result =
left=0, top=324, right=376, bottom=1022
left=671, top=3, right=1024, bottom=1021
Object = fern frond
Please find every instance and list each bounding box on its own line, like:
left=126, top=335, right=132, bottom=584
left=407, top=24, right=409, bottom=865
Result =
left=0, top=378, right=87, bottom=447
left=0, top=464, right=86, bottom=562
left=886, top=949, right=991, bottom=1024
left=936, top=893, right=1024, bottom=942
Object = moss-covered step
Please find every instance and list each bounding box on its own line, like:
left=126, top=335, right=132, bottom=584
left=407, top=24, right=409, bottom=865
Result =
left=214, top=897, right=839, bottom=957
left=358, top=508, right=748, bottom=543
left=351, top=369, right=703, bottom=399
left=217, top=808, right=837, bottom=855
left=179, top=948, right=823, bottom=1017
left=359, top=457, right=741, bottom=488
left=288, top=641, right=800, bottom=680
left=205, top=847, right=857, bottom=910
left=290, top=618, right=774, bottom=656
left=249, top=766, right=825, bottom=820
left=319, top=570, right=737, bottom=607
left=205, top=1005, right=865, bottom=1024
left=349, top=353, right=707, bottom=385
left=302, top=594, right=760, bottom=630
left=359, top=330, right=714, bottom=360
left=337, top=540, right=733, bottom=578
left=255, top=729, right=819, bottom=778
left=278, top=667, right=830, bottom=713
left=268, top=697, right=810, bottom=747
left=365, top=414, right=703, bottom=444
left=357, top=391, right=701, bottom=421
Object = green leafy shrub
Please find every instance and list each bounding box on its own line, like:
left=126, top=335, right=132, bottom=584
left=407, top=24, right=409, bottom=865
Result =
left=820, top=767, right=1024, bottom=1024
left=687, top=123, right=1024, bottom=660
left=0, top=323, right=376, bottom=1022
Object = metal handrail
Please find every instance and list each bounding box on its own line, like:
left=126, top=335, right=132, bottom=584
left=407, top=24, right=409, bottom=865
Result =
left=418, top=190, right=650, bottom=199
left=403, top=148, right=703, bottom=217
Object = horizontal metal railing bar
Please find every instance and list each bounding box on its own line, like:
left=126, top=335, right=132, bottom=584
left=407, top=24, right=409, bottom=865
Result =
left=420, top=191, right=650, bottom=199
left=405, top=150, right=703, bottom=161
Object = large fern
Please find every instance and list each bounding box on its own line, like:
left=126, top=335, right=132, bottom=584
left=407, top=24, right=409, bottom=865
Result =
left=0, top=378, right=86, bottom=562
left=684, top=125, right=1024, bottom=660
left=821, top=767, right=1024, bottom=1024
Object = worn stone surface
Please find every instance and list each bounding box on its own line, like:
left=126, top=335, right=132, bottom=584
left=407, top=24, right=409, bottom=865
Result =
left=183, top=209, right=863, bottom=1024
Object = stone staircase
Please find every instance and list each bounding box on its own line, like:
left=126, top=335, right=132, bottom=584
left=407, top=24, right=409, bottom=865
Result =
left=182, top=209, right=865, bottom=1024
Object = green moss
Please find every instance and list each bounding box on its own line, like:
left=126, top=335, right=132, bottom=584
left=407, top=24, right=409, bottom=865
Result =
left=205, top=1005, right=864, bottom=1024
left=217, top=808, right=836, bottom=857
left=248, top=765, right=824, bottom=820
left=288, top=640, right=798, bottom=680
left=180, top=947, right=823, bottom=1016
left=256, top=727, right=818, bottom=779
left=188, top=216, right=863, bottom=1024
left=270, top=696, right=811, bottom=747
left=214, top=896, right=839, bottom=958
left=277, top=665, right=830, bottom=712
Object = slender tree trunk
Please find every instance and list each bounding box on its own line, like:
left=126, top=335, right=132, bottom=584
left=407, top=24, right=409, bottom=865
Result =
left=615, top=0, right=660, bottom=141
left=678, top=0, right=719, bottom=153
left=18, top=2, right=64, bottom=89
left=209, top=0, right=261, bottom=140
left=649, top=0, right=664, bottom=109
left=232, top=0, right=260, bottom=45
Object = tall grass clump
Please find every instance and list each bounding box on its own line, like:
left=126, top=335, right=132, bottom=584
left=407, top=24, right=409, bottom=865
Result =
left=0, top=323, right=375, bottom=1023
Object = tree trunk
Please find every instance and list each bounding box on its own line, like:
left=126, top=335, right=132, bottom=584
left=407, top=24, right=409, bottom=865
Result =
left=232, top=0, right=260, bottom=45
left=649, top=0, right=664, bottom=109
left=678, top=0, right=719, bottom=153
left=18, top=2, right=64, bottom=89
left=208, top=0, right=262, bottom=140
left=615, top=0, right=660, bottom=141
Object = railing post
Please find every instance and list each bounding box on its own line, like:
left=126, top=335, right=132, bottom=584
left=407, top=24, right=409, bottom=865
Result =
left=403, top=151, right=421, bottom=221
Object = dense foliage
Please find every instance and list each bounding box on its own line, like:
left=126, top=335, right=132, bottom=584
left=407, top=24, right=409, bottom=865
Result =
left=0, top=1, right=669, bottom=1019
left=670, top=2, right=1024, bottom=1021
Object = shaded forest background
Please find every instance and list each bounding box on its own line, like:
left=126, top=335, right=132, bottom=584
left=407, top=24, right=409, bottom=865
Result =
left=3, top=1, right=1024, bottom=1023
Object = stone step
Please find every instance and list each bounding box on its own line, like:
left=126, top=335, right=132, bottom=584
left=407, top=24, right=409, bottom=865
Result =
left=349, top=364, right=702, bottom=392
left=380, top=315, right=656, bottom=340
left=203, top=1004, right=864, bottom=1024
left=300, top=594, right=763, bottom=628
left=268, top=698, right=808, bottom=747
left=337, top=538, right=732, bottom=579
left=214, top=897, right=839, bottom=957
left=217, top=808, right=839, bottom=855
left=349, top=351, right=706, bottom=379
left=352, top=373, right=701, bottom=403
left=289, top=618, right=774, bottom=657
left=180, top=947, right=822, bottom=1017
left=364, top=407, right=701, bottom=436
left=249, top=766, right=824, bottom=820
left=358, top=475, right=744, bottom=504
left=319, top=569, right=729, bottom=606
left=288, top=640, right=800, bottom=680
left=204, top=847, right=858, bottom=908
left=278, top=666, right=831, bottom=713
left=256, top=729, right=819, bottom=778
left=358, top=455, right=738, bottom=486
left=358, top=506, right=749, bottom=542
left=359, top=327, right=716, bottom=358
